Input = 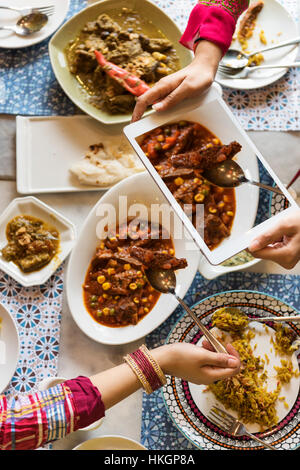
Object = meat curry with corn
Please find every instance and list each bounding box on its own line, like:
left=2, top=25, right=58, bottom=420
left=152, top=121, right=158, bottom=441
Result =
left=139, top=121, right=240, bottom=250
left=83, top=220, right=187, bottom=327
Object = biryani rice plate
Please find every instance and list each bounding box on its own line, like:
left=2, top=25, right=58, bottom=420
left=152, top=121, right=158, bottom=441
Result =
left=206, top=307, right=300, bottom=431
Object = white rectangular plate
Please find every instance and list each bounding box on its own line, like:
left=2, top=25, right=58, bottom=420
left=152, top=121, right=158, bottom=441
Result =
left=124, top=85, right=298, bottom=265
left=16, top=115, right=129, bottom=194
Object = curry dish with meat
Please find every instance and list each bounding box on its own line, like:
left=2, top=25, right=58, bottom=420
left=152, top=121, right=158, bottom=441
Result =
left=139, top=121, right=240, bottom=250
left=1, top=215, right=60, bottom=273
left=83, top=220, right=187, bottom=327
left=65, top=8, right=180, bottom=114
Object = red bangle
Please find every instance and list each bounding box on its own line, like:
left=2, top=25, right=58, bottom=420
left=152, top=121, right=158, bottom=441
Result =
left=124, top=345, right=166, bottom=394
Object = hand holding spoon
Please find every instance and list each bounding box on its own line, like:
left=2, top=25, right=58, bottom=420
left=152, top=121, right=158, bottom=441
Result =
left=145, top=267, right=228, bottom=354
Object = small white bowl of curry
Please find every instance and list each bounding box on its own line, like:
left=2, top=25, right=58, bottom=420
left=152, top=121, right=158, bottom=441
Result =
left=0, top=197, right=76, bottom=287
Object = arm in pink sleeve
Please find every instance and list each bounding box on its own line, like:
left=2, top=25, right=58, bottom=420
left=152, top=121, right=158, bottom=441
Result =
left=0, top=376, right=105, bottom=450
left=180, top=1, right=250, bottom=55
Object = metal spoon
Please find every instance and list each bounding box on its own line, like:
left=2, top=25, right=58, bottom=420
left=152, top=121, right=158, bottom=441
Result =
left=221, top=36, right=300, bottom=70
left=202, top=159, right=284, bottom=196
left=0, top=12, right=48, bottom=36
left=145, top=267, right=228, bottom=354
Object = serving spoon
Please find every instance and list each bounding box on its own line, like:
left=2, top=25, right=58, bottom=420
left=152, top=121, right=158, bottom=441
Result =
left=220, top=36, right=300, bottom=70
left=145, top=267, right=228, bottom=354
left=202, top=159, right=284, bottom=196
left=0, top=12, right=48, bottom=36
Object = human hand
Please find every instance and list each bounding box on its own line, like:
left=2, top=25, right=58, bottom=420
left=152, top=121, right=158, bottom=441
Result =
left=131, top=40, right=222, bottom=122
left=248, top=209, right=300, bottom=269
left=152, top=340, right=240, bottom=385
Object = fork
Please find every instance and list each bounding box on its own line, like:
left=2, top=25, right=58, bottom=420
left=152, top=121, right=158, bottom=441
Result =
left=218, top=62, right=300, bottom=79
left=0, top=5, right=55, bottom=16
left=208, top=405, right=278, bottom=451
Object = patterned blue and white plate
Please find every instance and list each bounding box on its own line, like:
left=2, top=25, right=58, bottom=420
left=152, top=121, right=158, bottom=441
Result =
left=162, top=290, right=300, bottom=450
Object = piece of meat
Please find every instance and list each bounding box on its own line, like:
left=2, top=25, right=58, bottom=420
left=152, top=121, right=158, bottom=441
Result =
left=126, top=52, right=159, bottom=81
left=70, top=49, right=97, bottom=74
left=115, top=297, right=139, bottom=324
left=170, top=141, right=242, bottom=170
left=96, top=13, right=121, bottom=33
left=172, top=179, right=199, bottom=205
left=139, top=35, right=173, bottom=52
left=171, top=125, right=195, bottom=155
left=205, top=213, right=230, bottom=246
left=107, top=38, right=143, bottom=64
left=160, top=167, right=194, bottom=181
left=238, top=1, right=264, bottom=40
left=129, top=246, right=187, bottom=270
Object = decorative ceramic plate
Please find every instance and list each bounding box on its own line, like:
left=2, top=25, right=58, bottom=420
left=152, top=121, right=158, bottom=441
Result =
left=162, top=290, right=300, bottom=450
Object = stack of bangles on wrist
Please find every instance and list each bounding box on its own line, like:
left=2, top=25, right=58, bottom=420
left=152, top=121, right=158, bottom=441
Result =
left=124, top=344, right=167, bottom=394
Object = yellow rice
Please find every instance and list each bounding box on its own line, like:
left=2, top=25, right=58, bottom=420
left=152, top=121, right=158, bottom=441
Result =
left=207, top=308, right=299, bottom=430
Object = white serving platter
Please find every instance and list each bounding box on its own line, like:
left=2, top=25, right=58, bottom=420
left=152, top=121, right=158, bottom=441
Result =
left=66, top=172, right=200, bottom=345
left=0, top=0, right=70, bottom=49
left=216, top=0, right=299, bottom=90
left=0, top=303, right=20, bottom=393
left=0, top=196, right=76, bottom=287
left=16, top=115, right=144, bottom=194
left=124, top=84, right=298, bottom=266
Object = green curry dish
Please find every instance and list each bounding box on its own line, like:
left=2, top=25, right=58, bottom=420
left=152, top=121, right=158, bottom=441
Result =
left=222, top=249, right=254, bottom=267
left=211, top=307, right=249, bottom=333
left=1, top=215, right=60, bottom=273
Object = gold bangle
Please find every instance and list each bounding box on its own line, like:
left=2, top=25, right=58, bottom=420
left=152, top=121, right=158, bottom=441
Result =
left=123, top=353, right=153, bottom=394
left=123, top=344, right=167, bottom=395
left=139, top=344, right=167, bottom=387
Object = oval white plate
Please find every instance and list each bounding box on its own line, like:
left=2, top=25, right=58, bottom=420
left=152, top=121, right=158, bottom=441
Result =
left=66, top=172, right=200, bottom=345
left=0, top=196, right=76, bottom=287
left=216, top=0, right=299, bottom=90
left=0, top=0, right=70, bottom=49
left=0, top=303, right=20, bottom=393
left=162, top=290, right=300, bottom=450
left=73, top=435, right=147, bottom=450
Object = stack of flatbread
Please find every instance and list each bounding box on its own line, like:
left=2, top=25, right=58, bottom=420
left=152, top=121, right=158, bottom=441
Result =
left=70, top=135, right=145, bottom=187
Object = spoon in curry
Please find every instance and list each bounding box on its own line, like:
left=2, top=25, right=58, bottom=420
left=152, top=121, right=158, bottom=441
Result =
left=145, top=267, right=228, bottom=354
left=0, top=12, right=48, bottom=36
left=202, top=159, right=284, bottom=195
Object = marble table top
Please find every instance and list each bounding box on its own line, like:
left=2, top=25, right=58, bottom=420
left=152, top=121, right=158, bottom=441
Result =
left=0, top=115, right=299, bottom=450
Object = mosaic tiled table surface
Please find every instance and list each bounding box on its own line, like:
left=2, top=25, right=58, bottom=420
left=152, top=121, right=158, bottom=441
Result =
left=141, top=271, right=300, bottom=450
left=0, top=0, right=299, bottom=130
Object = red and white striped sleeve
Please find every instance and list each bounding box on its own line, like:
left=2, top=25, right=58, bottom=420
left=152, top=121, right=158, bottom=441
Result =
left=0, top=376, right=105, bottom=450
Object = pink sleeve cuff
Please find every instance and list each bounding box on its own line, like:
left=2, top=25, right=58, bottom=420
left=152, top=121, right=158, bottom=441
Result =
left=180, top=3, right=247, bottom=56
left=65, top=376, right=105, bottom=430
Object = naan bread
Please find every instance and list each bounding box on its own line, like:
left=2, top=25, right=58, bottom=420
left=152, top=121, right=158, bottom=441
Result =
left=70, top=135, right=145, bottom=187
